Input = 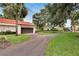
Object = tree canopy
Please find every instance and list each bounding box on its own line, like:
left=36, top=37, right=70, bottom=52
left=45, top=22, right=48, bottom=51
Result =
left=33, top=3, right=79, bottom=32
left=0, top=3, right=28, bottom=21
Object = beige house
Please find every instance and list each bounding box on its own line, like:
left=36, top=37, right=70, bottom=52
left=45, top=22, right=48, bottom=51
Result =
left=0, top=18, right=35, bottom=35
left=71, top=25, right=79, bottom=32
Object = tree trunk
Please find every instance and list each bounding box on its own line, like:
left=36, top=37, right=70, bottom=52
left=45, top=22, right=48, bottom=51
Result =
left=71, top=19, right=76, bottom=32
left=15, top=4, right=23, bottom=36
left=16, top=14, right=19, bottom=36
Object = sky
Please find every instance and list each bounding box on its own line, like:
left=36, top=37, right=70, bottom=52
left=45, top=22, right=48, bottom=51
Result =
left=24, top=3, right=47, bottom=22
left=65, top=19, right=71, bottom=27
left=0, top=7, right=3, bottom=15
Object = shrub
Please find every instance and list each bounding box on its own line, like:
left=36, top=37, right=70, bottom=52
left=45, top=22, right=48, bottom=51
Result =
left=0, top=36, right=10, bottom=48
left=63, top=28, right=70, bottom=31
left=5, top=30, right=15, bottom=35
left=0, top=30, right=15, bottom=35
left=0, top=31, right=5, bottom=35
left=51, top=28, right=58, bottom=31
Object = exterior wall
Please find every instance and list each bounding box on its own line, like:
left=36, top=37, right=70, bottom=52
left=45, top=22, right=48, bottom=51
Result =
left=54, top=26, right=64, bottom=31
left=71, top=25, right=79, bottom=32
left=43, top=23, right=52, bottom=31
left=0, top=25, right=16, bottom=32
left=0, top=23, right=35, bottom=34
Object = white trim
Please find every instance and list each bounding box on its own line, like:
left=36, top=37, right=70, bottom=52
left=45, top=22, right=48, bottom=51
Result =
left=0, top=23, right=16, bottom=26
left=33, top=27, right=36, bottom=34
left=21, top=26, right=35, bottom=28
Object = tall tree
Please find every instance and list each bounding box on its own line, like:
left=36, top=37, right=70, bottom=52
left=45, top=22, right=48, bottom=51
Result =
left=0, top=3, right=28, bottom=35
left=46, top=3, right=79, bottom=32
left=70, top=10, right=79, bottom=32
left=33, top=3, right=79, bottom=32
left=0, top=3, right=28, bottom=21
left=33, top=8, right=51, bottom=30
left=46, top=4, right=72, bottom=25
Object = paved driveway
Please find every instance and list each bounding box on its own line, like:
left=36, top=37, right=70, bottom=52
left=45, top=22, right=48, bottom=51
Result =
left=0, top=34, right=58, bottom=56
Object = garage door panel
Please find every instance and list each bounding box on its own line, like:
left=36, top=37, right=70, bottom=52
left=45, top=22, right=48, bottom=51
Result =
left=21, top=28, right=33, bottom=33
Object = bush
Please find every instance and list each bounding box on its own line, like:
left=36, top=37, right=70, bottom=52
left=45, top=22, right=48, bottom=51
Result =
left=36, top=29, right=43, bottom=33
left=0, top=30, right=15, bottom=35
left=63, top=28, right=70, bottom=31
left=0, top=31, right=5, bottom=35
left=5, top=30, right=15, bottom=35
left=0, top=36, right=11, bottom=48
left=51, top=28, right=58, bottom=31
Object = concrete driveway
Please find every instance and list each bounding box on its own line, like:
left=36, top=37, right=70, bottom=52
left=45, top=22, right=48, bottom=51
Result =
left=0, top=34, right=58, bottom=56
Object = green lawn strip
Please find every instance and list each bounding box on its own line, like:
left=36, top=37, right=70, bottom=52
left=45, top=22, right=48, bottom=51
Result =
left=45, top=32, right=79, bottom=56
left=0, top=34, right=30, bottom=45
left=37, top=31, right=57, bottom=35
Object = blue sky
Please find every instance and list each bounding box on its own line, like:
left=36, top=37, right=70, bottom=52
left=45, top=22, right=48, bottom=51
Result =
left=24, top=3, right=47, bottom=22
left=0, top=7, right=3, bottom=15
left=65, top=19, right=71, bottom=27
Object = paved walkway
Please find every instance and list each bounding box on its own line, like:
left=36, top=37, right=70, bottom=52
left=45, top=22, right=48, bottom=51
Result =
left=0, top=34, right=58, bottom=56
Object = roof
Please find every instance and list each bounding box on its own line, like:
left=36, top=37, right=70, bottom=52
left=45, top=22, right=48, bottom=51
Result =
left=0, top=18, right=33, bottom=26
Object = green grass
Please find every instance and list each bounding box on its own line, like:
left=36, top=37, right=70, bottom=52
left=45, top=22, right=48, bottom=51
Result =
left=37, top=31, right=58, bottom=35
left=45, top=32, right=79, bottom=56
left=0, top=34, right=30, bottom=45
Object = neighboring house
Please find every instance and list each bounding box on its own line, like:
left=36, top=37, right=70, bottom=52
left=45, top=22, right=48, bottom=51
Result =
left=71, top=25, right=79, bottom=32
left=54, top=26, right=64, bottom=31
left=43, top=22, right=52, bottom=30
left=0, top=18, right=35, bottom=34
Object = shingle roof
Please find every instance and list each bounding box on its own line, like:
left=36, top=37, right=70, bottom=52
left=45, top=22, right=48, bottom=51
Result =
left=0, top=18, right=33, bottom=26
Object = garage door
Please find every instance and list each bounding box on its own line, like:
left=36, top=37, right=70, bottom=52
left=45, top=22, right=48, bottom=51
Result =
left=21, top=28, right=33, bottom=33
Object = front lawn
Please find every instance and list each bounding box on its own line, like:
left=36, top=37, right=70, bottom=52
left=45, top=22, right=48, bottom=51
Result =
left=0, top=34, right=30, bottom=45
left=37, top=31, right=58, bottom=35
left=45, top=32, right=79, bottom=56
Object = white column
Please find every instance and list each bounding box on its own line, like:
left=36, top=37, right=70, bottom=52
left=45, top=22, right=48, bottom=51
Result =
left=33, top=27, right=36, bottom=34
left=17, top=25, right=21, bottom=35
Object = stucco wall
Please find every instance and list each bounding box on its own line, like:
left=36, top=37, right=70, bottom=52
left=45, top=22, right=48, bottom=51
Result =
left=0, top=23, right=35, bottom=34
left=0, top=25, right=16, bottom=32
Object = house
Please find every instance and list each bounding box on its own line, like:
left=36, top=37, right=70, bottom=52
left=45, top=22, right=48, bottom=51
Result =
left=71, top=25, right=79, bottom=32
left=0, top=18, right=35, bottom=35
left=43, top=22, right=52, bottom=31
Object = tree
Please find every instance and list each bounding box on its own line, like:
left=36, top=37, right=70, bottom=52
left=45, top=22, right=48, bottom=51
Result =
left=0, top=14, right=3, bottom=18
left=33, top=3, right=79, bottom=32
left=33, top=8, right=51, bottom=30
left=46, top=3, right=79, bottom=32
left=70, top=11, right=79, bottom=32
left=0, top=3, right=28, bottom=21
left=33, top=13, right=45, bottom=30
left=46, top=4, right=72, bottom=25
left=0, top=3, right=28, bottom=35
